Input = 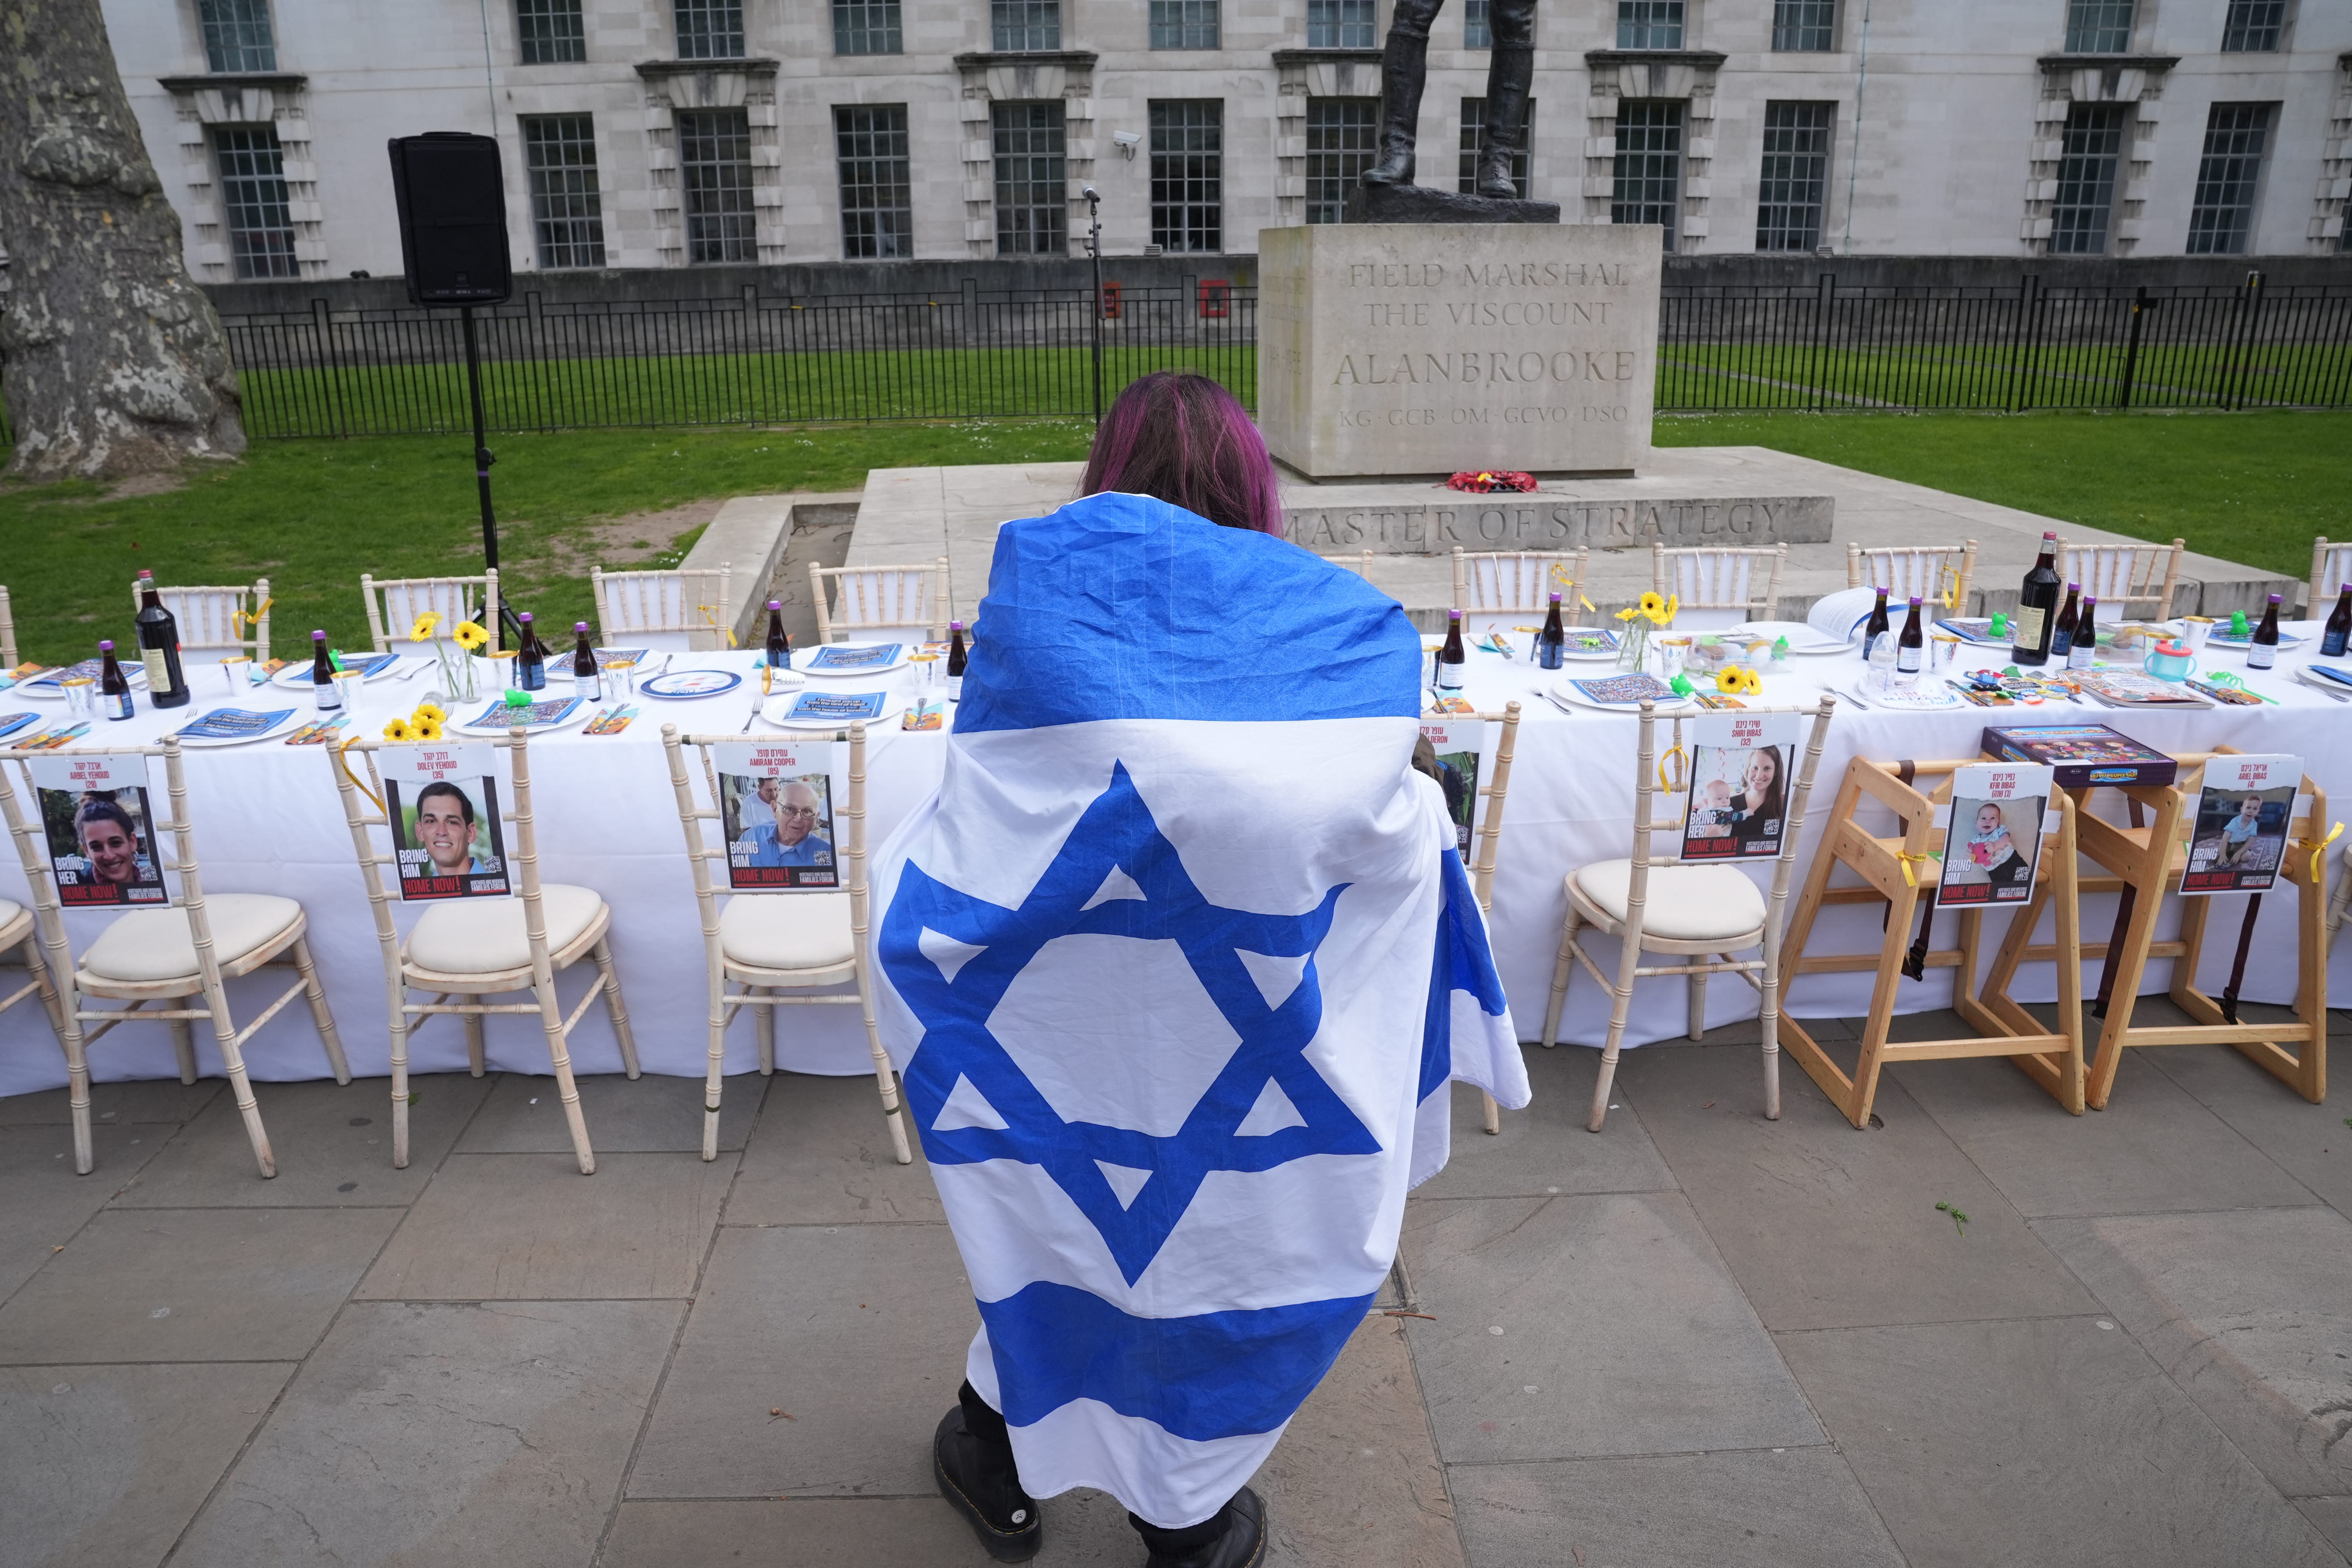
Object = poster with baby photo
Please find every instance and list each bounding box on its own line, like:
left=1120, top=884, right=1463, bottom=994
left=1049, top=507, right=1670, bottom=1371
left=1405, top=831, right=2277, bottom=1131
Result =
left=1936, top=764, right=2056, bottom=908
left=1417, top=721, right=1484, bottom=863
left=1681, top=713, right=1802, bottom=862
left=713, top=741, right=840, bottom=890
left=26, top=753, right=168, bottom=908
left=380, top=742, right=510, bottom=902
left=2181, top=754, right=2300, bottom=896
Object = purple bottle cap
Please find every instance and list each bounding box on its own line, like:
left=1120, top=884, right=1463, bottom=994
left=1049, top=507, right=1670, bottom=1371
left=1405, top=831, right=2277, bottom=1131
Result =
left=519, top=612, right=534, bottom=622
left=2268, top=593, right=2283, bottom=603
left=312, top=629, right=327, bottom=640
left=768, top=600, right=782, bottom=610
left=1548, top=591, right=1562, bottom=602
left=575, top=622, right=589, bottom=632
left=951, top=621, right=965, bottom=631
left=99, top=639, right=114, bottom=651
left=1448, top=609, right=1463, bottom=621
left=2066, top=581, right=2080, bottom=591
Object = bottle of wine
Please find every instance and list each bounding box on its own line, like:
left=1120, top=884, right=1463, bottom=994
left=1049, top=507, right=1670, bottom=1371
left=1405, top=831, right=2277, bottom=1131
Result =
left=1437, top=610, right=1466, bottom=691
left=2323, top=583, right=2352, bottom=660
left=764, top=600, right=791, bottom=675
left=132, top=570, right=190, bottom=710
left=1861, top=588, right=1891, bottom=662
left=310, top=629, right=342, bottom=712
left=2067, top=597, right=2098, bottom=672
left=2246, top=592, right=2283, bottom=671
left=2050, top=582, right=2081, bottom=661
left=1895, top=596, right=1926, bottom=675
left=98, top=640, right=135, bottom=721
left=572, top=623, right=602, bottom=702
left=2012, top=531, right=2062, bottom=666
left=1537, top=592, right=1566, bottom=671
left=515, top=613, right=545, bottom=691
left=946, top=621, right=968, bottom=701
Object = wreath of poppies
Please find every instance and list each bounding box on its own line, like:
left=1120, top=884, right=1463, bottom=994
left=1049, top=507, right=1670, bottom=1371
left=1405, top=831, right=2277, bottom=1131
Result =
left=1446, top=470, right=1537, bottom=494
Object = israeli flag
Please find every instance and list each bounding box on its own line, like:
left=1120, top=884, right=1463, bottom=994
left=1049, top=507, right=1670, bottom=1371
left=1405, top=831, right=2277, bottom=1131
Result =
left=871, top=492, right=1529, bottom=1528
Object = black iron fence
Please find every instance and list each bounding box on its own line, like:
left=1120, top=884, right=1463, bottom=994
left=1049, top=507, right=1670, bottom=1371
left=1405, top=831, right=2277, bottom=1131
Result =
left=205, top=270, right=2352, bottom=439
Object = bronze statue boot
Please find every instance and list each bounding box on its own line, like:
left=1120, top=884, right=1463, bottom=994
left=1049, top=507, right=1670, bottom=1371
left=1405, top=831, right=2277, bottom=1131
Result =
left=1361, top=31, right=1427, bottom=185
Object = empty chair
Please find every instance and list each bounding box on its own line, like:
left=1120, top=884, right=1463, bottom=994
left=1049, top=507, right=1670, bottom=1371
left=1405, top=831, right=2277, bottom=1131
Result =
left=1454, top=548, right=1591, bottom=637
left=2307, top=538, right=2352, bottom=617
left=327, top=728, right=636, bottom=1172
left=0, top=584, right=17, bottom=668
left=133, top=575, right=272, bottom=665
left=1653, top=543, right=1786, bottom=630
left=1847, top=541, right=1976, bottom=617
left=661, top=720, right=910, bottom=1164
left=811, top=558, right=949, bottom=643
left=362, top=568, right=502, bottom=653
left=2056, top=536, right=2183, bottom=623
left=592, top=563, right=735, bottom=652
left=1, top=740, right=347, bottom=1176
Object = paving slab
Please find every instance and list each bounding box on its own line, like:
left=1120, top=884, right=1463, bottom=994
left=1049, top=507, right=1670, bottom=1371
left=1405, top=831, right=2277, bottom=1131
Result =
left=0, top=1207, right=397, bottom=1364
left=1617, top=1047, right=2096, bottom=1330
left=1896, top=1042, right=2318, bottom=1218
left=454, top=1070, right=759, bottom=1156
left=628, top=1220, right=976, bottom=1498
left=1399, top=1191, right=1820, bottom=1463
left=2301, top=1498, right=2352, bottom=1561
left=2142, top=1042, right=2352, bottom=1217
left=1777, top=1315, right=2345, bottom=1568
left=0, top=1078, right=221, bottom=1126
left=1448, top=1447, right=1906, bottom=1568
left=171, top=1300, right=680, bottom=1568
left=601, top=1495, right=1141, bottom=1567
left=723, top=1069, right=946, bottom=1227
left=108, top=1074, right=489, bottom=1209
left=2035, top=1205, right=2352, bottom=1497
left=0, top=1123, right=165, bottom=1302
left=1414, top=1050, right=1675, bottom=1201
left=357, top=1151, right=733, bottom=1301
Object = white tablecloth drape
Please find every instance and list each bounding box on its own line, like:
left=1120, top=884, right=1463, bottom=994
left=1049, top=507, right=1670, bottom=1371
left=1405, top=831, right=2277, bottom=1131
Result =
left=3, top=633, right=2347, bottom=1095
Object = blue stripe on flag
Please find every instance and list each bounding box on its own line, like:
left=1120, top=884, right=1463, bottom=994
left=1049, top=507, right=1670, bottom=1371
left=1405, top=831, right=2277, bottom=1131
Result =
left=955, top=492, right=1424, bottom=732
left=979, top=1279, right=1375, bottom=1442
left=1421, top=850, right=1510, bottom=1103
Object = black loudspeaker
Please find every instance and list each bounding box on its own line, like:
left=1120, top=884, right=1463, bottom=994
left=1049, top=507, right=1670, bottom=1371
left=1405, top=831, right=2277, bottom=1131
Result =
left=387, top=132, right=513, bottom=306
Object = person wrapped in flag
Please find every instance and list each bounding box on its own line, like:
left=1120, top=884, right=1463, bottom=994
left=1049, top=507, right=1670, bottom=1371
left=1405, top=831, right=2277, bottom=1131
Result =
left=871, top=373, right=1530, bottom=1567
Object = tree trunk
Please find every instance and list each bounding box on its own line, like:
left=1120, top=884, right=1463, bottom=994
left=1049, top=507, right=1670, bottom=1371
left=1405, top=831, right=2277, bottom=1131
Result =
left=0, top=0, right=245, bottom=481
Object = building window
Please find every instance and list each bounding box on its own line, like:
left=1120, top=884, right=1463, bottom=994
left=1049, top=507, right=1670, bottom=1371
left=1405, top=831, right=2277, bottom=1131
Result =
left=213, top=126, right=297, bottom=278
left=1306, top=0, right=1375, bottom=47
left=1150, top=0, right=1218, bottom=49
left=2063, top=0, right=2133, bottom=53
left=516, top=0, right=585, bottom=63
left=2220, top=0, right=2284, bottom=51
left=521, top=114, right=606, bottom=268
left=1304, top=98, right=1378, bottom=224
left=2048, top=103, right=2125, bottom=255
left=2186, top=103, right=2272, bottom=255
left=835, top=104, right=911, bottom=258
left=1465, top=0, right=1492, bottom=47
left=198, top=0, right=276, bottom=72
left=1756, top=100, right=1831, bottom=251
left=1149, top=100, right=1222, bottom=252
left=676, top=107, right=755, bottom=262
left=673, top=0, right=744, bottom=59
left=1771, top=0, right=1836, bottom=51
left=834, top=0, right=902, bottom=53
left=1612, top=100, right=1682, bottom=251
left=1617, top=1, right=1683, bottom=50
left=993, top=101, right=1066, bottom=255
left=1457, top=98, right=1532, bottom=198
left=992, top=0, right=1060, bottom=50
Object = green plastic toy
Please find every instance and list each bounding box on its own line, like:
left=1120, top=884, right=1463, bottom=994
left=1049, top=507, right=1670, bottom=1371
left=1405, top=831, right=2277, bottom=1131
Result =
left=1989, top=611, right=2009, bottom=638
left=1668, top=673, right=1694, bottom=697
left=2230, top=609, right=2250, bottom=636
left=504, top=689, right=532, bottom=707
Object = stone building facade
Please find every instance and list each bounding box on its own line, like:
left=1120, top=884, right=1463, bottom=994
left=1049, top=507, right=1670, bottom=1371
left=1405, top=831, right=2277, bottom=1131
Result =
left=104, top=0, right=2352, bottom=285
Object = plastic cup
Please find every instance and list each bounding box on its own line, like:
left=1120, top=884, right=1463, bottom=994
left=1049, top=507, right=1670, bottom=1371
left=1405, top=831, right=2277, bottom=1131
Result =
left=60, top=675, right=95, bottom=718
left=220, top=656, right=251, bottom=693
left=2177, top=616, right=2214, bottom=652
left=603, top=659, right=636, bottom=699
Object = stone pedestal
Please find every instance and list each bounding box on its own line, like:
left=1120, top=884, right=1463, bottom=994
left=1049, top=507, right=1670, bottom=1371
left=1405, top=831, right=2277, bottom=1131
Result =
left=1258, top=223, right=1662, bottom=480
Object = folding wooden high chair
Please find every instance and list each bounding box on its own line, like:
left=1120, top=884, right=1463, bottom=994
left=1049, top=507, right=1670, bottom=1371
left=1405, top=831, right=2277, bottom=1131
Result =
left=662, top=721, right=910, bottom=1164
left=3, top=740, right=346, bottom=1176
left=1847, top=541, right=1976, bottom=617
left=592, top=563, right=735, bottom=652
left=361, top=569, right=502, bottom=653
left=811, top=558, right=949, bottom=643
left=2307, top=537, right=2352, bottom=617
left=1453, top=548, right=1592, bottom=626
left=328, top=729, right=637, bottom=1172
left=1654, top=543, right=1787, bottom=623
left=2056, top=536, right=2183, bottom=623
left=1542, top=699, right=1837, bottom=1130
left=132, top=576, right=272, bottom=664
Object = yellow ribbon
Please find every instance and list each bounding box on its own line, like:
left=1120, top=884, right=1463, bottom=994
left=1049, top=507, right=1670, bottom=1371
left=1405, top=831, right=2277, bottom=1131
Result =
left=696, top=604, right=740, bottom=649
left=2294, top=821, right=2343, bottom=881
left=236, top=597, right=275, bottom=632
left=1940, top=565, right=1962, bottom=611
left=1657, top=743, right=1688, bottom=794
left=335, top=735, right=385, bottom=813
left=1896, top=850, right=1936, bottom=887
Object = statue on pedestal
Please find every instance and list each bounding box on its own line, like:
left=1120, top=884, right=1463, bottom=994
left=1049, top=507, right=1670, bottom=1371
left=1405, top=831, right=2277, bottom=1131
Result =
left=1363, top=0, right=1536, bottom=198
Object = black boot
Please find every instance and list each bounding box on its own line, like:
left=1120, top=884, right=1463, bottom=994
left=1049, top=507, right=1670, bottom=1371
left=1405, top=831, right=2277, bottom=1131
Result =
left=1477, top=41, right=1534, bottom=198
left=934, top=1383, right=1041, bottom=1562
left=1131, top=1486, right=1266, bottom=1568
left=1361, top=31, right=1427, bottom=186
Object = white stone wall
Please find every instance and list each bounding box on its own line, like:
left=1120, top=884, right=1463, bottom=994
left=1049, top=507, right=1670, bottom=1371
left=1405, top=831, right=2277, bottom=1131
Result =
left=102, top=0, right=2352, bottom=281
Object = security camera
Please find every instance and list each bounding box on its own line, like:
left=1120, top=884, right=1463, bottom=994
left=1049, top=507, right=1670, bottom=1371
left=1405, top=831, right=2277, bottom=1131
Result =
left=1112, top=130, right=1142, bottom=159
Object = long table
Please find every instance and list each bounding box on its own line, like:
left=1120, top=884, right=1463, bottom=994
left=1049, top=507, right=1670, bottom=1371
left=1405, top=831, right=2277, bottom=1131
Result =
left=3, top=632, right=2347, bottom=1096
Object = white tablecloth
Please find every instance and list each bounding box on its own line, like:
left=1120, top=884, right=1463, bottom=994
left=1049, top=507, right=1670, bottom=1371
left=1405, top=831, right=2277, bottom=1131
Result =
left=4, top=632, right=2348, bottom=1094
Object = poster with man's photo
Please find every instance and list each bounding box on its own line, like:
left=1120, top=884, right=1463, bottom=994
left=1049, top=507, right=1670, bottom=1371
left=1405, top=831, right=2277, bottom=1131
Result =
left=1681, top=713, right=1802, bottom=861
left=2182, top=754, right=2300, bottom=896
left=27, top=753, right=168, bottom=908
left=1417, top=722, right=1483, bottom=863
left=1936, top=764, right=2056, bottom=907
left=380, top=743, right=510, bottom=901
left=714, top=741, right=840, bottom=889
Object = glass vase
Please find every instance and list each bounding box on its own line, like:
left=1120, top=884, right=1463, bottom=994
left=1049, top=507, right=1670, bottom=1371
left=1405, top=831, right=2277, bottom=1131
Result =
left=1614, top=618, right=1651, bottom=674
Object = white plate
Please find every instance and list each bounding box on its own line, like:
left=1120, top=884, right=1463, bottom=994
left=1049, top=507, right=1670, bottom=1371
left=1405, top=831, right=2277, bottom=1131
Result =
left=761, top=691, right=906, bottom=730
left=1832, top=682, right=1965, bottom=712
left=1726, top=621, right=1857, bottom=656
left=791, top=644, right=912, bottom=677
left=640, top=669, right=744, bottom=700
left=1552, top=630, right=1628, bottom=662
left=2294, top=663, right=2352, bottom=696
left=448, top=695, right=597, bottom=735
left=1548, top=677, right=1699, bottom=715
left=269, top=652, right=407, bottom=689
left=10, top=661, right=148, bottom=700
left=172, top=708, right=304, bottom=747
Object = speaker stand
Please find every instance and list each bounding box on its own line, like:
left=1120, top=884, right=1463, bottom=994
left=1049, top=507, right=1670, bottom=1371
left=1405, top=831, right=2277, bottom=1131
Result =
left=459, top=305, right=513, bottom=650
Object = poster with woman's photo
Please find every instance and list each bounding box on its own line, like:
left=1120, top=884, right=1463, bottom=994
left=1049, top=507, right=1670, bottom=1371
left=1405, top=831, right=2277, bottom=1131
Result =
left=26, top=753, right=168, bottom=908
left=1937, top=764, right=2055, bottom=907
left=714, top=741, right=840, bottom=889
left=1681, top=713, right=1801, bottom=861
left=381, top=742, right=510, bottom=901
left=1417, top=722, right=1483, bottom=863
left=2182, top=754, right=2300, bottom=895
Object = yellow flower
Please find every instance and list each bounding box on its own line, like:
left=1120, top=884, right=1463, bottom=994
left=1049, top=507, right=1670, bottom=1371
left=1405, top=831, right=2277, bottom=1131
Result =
left=1638, top=591, right=1666, bottom=620
left=412, top=701, right=447, bottom=725
left=383, top=717, right=419, bottom=742
left=409, top=611, right=443, bottom=642
left=414, top=717, right=445, bottom=741
left=453, top=621, right=490, bottom=652
left=1716, top=667, right=1764, bottom=695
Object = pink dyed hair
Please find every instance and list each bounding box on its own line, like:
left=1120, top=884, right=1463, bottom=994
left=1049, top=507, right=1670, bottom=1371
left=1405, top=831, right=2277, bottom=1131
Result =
left=1080, top=371, right=1285, bottom=535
